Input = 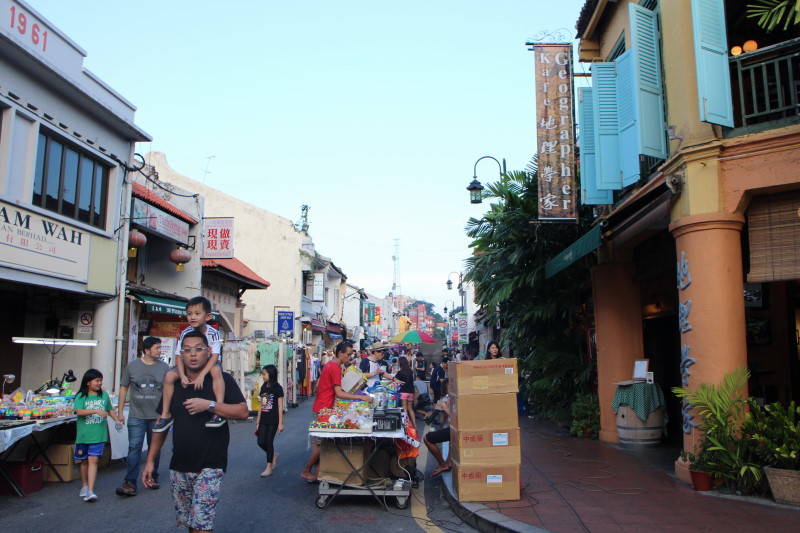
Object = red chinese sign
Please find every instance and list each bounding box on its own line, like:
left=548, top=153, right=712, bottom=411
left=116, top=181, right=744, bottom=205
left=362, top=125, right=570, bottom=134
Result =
left=201, top=218, right=234, bottom=259
left=533, top=44, right=576, bottom=221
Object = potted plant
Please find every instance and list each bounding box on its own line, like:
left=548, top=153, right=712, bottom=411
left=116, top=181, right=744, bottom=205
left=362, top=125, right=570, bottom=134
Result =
left=673, top=367, right=763, bottom=494
left=743, top=400, right=800, bottom=505
left=681, top=448, right=714, bottom=491
left=569, top=393, right=600, bottom=439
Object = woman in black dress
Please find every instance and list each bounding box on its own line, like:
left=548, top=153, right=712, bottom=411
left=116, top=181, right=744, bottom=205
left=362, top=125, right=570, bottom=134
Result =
left=256, top=365, right=284, bottom=477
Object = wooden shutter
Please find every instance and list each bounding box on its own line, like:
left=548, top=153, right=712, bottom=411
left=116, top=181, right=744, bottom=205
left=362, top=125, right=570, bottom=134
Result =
left=629, top=3, right=668, bottom=159
left=592, top=62, right=622, bottom=190
left=579, top=88, right=613, bottom=205
left=616, top=50, right=641, bottom=186
left=691, top=0, right=734, bottom=127
left=747, top=191, right=800, bottom=282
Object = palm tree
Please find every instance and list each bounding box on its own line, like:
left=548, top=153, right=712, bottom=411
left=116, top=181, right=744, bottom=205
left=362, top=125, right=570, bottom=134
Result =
left=747, top=1, right=800, bottom=31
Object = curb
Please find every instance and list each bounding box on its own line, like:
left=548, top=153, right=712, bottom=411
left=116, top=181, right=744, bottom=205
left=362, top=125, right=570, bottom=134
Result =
left=438, top=443, right=549, bottom=533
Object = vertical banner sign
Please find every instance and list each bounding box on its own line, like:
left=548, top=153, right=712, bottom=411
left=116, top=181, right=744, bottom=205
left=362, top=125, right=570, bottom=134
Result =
left=367, top=303, right=376, bottom=323
left=457, top=312, right=468, bottom=345
left=533, top=44, right=577, bottom=220
left=375, top=306, right=381, bottom=325
left=312, top=273, right=325, bottom=301
left=202, top=218, right=234, bottom=259
left=277, top=311, right=294, bottom=335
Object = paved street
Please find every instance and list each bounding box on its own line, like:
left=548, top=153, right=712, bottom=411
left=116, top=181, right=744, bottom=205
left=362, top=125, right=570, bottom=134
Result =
left=0, top=400, right=476, bottom=533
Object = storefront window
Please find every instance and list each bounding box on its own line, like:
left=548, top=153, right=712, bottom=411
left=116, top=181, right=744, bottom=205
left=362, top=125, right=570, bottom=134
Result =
left=32, top=130, right=109, bottom=229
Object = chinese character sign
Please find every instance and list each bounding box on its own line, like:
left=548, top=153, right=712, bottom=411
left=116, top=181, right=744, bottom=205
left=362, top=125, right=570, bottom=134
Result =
left=277, top=311, right=294, bottom=335
left=375, top=306, right=381, bottom=325
left=533, top=44, right=576, bottom=221
left=202, top=218, right=234, bottom=259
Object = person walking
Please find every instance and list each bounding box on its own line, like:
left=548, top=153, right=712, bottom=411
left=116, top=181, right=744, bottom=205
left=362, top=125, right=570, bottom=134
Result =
left=73, top=368, right=123, bottom=502
left=256, top=364, right=284, bottom=477
left=430, top=360, right=448, bottom=403
left=142, top=330, right=248, bottom=532
left=116, top=336, right=169, bottom=496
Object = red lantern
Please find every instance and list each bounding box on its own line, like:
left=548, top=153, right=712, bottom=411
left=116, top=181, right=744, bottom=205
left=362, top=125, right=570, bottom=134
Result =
left=169, top=247, right=192, bottom=272
left=128, top=229, right=147, bottom=258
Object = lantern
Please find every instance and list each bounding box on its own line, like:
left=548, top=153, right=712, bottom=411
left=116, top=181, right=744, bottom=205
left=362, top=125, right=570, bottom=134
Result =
left=128, top=229, right=147, bottom=258
left=169, top=247, right=192, bottom=272
left=466, top=178, right=484, bottom=204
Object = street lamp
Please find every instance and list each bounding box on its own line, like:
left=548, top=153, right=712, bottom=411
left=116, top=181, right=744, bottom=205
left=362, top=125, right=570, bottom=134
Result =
left=446, top=272, right=467, bottom=313
left=469, top=156, right=506, bottom=204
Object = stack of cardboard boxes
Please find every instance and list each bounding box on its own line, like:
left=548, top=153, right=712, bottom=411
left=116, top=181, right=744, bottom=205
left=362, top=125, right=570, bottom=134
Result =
left=449, top=359, right=521, bottom=502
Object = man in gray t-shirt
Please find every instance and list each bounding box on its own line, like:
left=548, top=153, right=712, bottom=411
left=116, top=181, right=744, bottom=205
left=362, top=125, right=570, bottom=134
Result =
left=115, top=337, right=169, bottom=496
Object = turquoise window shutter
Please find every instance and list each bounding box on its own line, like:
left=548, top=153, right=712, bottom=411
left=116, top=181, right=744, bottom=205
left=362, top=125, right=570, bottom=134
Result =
left=591, top=62, right=622, bottom=191
left=578, top=88, right=613, bottom=205
left=629, top=3, right=668, bottom=159
left=615, top=50, right=640, bottom=186
left=691, top=0, right=734, bottom=127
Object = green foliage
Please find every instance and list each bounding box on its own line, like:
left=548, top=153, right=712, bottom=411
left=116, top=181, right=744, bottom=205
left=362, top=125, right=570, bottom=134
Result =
left=747, top=0, right=800, bottom=31
left=673, top=367, right=765, bottom=493
left=464, top=168, right=595, bottom=420
left=743, top=400, right=800, bottom=470
left=569, top=394, right=600, bottom=438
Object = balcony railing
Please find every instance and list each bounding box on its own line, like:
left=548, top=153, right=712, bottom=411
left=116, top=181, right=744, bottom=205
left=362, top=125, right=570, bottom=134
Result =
left=730, top=37, right=800, bottom=128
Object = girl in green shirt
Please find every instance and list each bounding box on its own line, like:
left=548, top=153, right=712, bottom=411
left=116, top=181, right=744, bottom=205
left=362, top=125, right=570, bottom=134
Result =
left=73, top=368, right=122, bottom=502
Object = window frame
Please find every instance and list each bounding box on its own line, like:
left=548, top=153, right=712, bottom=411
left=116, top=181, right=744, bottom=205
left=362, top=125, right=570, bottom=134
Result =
left=33, top=128, right=111, bottom=230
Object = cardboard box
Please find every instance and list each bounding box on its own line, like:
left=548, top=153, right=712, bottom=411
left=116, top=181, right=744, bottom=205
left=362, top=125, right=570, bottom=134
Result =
left=341, top=365, right=367, bottom=394
left=451, top=359, right=518, bottom=396
left=47, top=443, right=75, bottom=465
left=318, top=439, right=369, bottom=485
left=450, top=393, right=519, bottom=431
left=42, top=463, right=81, bottom=482
left=450, top=428, right=521, bottom=465
left=452, top=461, right=520, bottom=502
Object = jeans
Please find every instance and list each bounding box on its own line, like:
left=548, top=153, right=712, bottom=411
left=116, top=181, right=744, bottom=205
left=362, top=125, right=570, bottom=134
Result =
left=125, top=417, right=160, bottom=487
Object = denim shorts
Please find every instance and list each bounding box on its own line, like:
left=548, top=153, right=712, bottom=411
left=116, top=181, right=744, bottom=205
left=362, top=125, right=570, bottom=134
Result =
left=170, top=468, right=224, bottom=531
left=74, top=442, right=105, bottom=462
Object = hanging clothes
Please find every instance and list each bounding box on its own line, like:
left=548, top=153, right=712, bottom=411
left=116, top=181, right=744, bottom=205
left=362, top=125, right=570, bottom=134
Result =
left=259, top=343, right=279, bottom=366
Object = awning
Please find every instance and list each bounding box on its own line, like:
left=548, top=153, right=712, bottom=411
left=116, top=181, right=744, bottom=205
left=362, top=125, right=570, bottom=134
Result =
left=131, top=293, right=186, bottom=317
left=311, top=319, right=326, bottom=332
left=326, top=323, right=343, bottom=334
left=544, top=225, right=603, bottom=279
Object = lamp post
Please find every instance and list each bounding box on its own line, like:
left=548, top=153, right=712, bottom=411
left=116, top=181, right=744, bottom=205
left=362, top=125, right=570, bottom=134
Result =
left=446, top=272, right=467, bottom=314
left=443, top=300, right=455, bottom=348
left=468, top=156, right=506, bottom=204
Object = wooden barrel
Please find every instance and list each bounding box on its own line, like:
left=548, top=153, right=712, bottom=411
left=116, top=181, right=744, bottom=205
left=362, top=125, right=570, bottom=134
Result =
left=616, top=406, right=663, bottom=446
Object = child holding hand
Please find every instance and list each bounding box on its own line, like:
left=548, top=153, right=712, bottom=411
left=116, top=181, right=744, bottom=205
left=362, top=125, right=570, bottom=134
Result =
left=153, top=296, right=226, bottom=432
left=73, top=368, right=122, bottom=502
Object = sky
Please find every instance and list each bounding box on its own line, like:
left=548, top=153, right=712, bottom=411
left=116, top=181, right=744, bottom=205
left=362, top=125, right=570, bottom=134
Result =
left=28, top=0, right=587, bottom=313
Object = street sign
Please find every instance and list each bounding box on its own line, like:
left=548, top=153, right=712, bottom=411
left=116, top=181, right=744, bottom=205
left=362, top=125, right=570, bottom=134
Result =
left=457, top=312, right=468, bottom=345
left=277, top=311, right=294, bottom=335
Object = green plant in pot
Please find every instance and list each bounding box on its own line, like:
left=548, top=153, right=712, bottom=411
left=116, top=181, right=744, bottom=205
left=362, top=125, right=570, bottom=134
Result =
left=743, top=400, right=800, bottom=505
left=569, top=393, right=600, bottom=439
left=680, top=446, right=714, bottom=491
left=673, top=367, right=763, bottom=494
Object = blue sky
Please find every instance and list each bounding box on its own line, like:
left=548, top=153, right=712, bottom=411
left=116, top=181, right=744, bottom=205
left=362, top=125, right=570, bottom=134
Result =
left=29, top=0, right=587, bottom=312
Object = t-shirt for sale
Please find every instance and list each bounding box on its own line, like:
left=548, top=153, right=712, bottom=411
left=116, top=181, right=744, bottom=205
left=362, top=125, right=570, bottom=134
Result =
left=74, top=391, right=112, bottom=444
left=258, top=383, right=284, bottom=425
left=120, top=358, right=169, bottom=420
left=312, top=361, right=343, bottom=413
left=158, top=372, right=245, bottom=473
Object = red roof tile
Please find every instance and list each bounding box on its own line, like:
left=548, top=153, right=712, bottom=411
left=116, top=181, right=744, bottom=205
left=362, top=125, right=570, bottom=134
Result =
left=132, top=183, right=198, bottom=224
left=202, top=257, right=270, bottom=288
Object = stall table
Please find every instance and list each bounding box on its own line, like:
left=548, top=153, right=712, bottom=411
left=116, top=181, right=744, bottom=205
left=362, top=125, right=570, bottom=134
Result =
left=309, top=427, right=412, bottom=509
left=0, top=416, right=76, bottom=496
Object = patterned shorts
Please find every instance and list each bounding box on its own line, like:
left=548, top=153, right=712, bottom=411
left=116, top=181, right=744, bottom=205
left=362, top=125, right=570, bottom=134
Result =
left=169, top=468, right=224, bottom=531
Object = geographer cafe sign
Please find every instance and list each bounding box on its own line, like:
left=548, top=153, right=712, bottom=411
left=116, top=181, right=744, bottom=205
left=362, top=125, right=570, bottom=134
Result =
left=0, top=201, right=90, bottom=282
left=532, top=44, right=577, bottom=221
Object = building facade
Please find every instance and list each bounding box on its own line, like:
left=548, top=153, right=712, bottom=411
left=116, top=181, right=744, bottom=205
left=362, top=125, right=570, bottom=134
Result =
left=0, top=0, right=150, bottom=391
left=551, top=0, right=800, bottom=481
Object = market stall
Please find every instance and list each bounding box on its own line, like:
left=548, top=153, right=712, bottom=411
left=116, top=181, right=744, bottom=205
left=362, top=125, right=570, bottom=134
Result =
left=309, top=385, right=418, bottom=509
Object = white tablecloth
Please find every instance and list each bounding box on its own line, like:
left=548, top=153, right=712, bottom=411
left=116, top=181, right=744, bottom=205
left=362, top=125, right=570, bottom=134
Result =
left=0, top=416, right=76, bottom=453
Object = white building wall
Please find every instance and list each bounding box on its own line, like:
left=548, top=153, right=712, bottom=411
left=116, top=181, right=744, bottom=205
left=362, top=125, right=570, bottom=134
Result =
left=145, top=152, right=305, bottom=339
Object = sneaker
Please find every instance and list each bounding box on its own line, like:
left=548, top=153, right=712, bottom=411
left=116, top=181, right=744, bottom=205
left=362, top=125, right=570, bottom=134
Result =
left=116, top=482, right=136, bottom=496
left=149, top=479, right=160, bottom=490
left=205, top=415, right=226, bottom=428
left=84, top=491, right=98, bottom=502
left=79, top=486, right=89, bottom=498
left=152, top=417, right=174, bottom=433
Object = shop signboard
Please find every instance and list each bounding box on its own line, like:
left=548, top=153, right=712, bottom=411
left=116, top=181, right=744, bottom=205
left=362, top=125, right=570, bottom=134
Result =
left=0, top=200, right=91, bottom=283
left=201, top=217, right=234, bottom=259
left=277, top=311, right=294, bottom=335
left=375, top=306, right=381, bottom=325
left=132, top=198, right=189, bottom=244
left=457, top=312, right=469, bottom=345
left=312, top=272, right=325, bottom=302
left=367, top=303, right=376, bottom=323
left=532, top=43, right=577, bottom=221
left=202, top=277, right=238, bottom=315
left=159, top=337, right=177, bottom=365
